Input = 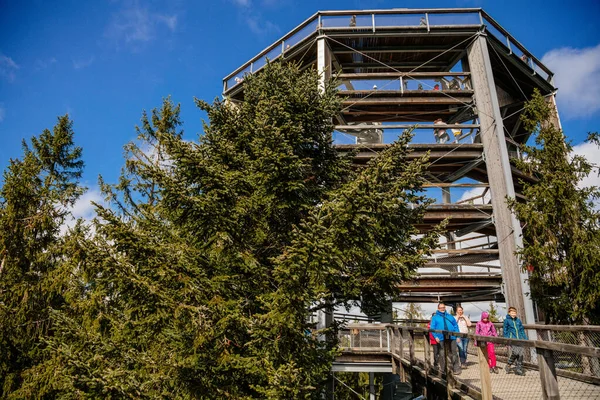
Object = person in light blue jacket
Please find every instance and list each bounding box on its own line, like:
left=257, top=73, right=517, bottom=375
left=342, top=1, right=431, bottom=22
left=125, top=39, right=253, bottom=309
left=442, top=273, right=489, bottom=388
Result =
left=430, top=302, right=461, bottom=375
left=503, top=306, right=528, bottom=375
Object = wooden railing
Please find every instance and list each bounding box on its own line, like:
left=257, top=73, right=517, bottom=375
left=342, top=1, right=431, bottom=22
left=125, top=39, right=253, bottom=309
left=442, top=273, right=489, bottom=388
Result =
left=223, top=8, right=554, bottom=93
left=338, top=323, right=600, bottom=400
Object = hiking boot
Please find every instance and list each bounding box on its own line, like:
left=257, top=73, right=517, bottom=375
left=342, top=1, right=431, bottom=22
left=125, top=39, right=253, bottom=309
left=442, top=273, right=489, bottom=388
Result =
left=515, top=368, right=525, bottom=376
left=493, top=367, right=499, bottom=374
left=505, top=364, right=513, bottom=373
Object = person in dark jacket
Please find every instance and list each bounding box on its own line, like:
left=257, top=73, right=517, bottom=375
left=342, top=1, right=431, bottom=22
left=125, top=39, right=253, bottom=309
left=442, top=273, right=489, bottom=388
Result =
left=502, top=306, right=528, bottom=375
left=430, top=302, right=461, bottom=375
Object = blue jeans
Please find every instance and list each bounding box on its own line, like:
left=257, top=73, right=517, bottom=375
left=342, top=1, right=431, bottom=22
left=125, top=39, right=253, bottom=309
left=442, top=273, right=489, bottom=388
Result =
left=457, top=337, right=469, bottom=364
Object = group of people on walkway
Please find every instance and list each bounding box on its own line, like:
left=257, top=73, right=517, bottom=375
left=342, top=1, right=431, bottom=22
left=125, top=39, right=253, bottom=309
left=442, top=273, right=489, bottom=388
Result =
left=428, top=303, right=528, bottom=376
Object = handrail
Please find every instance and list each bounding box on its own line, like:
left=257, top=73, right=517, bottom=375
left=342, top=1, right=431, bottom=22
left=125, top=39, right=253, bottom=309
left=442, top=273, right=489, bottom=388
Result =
left=339, top=323, right=600, bottom=398
left=223, top=8, right=554, bottom=93
left=319, top=8, right=482, bottom=16
left=480, top=10, right=553, bottom=78
left=223, top=11, right=319, bottom=82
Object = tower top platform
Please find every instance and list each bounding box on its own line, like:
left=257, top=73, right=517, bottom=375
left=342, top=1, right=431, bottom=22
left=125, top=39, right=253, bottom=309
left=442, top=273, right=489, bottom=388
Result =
left=223, top=8, right=554, bottom=97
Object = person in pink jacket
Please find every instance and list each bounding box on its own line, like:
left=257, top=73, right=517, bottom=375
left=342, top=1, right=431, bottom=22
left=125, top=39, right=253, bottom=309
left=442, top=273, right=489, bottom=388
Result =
left=475, top=311, right=498, bottom=373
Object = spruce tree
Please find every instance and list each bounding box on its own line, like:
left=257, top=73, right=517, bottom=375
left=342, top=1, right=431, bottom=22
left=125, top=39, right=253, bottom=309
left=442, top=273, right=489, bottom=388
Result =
left=508, top=89, right=600, bottom=324
left=22, top=62, right=437, bottom=398
left=0, top=115, right=84, bottom=395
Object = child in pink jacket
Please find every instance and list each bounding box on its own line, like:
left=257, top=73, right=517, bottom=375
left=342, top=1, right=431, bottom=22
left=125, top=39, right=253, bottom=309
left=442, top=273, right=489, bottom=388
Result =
left=475, top=312, right=498, bottom=373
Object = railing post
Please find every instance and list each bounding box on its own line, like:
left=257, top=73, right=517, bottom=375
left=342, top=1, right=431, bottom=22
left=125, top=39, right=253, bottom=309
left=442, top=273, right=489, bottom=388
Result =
left=423, top=331, right=431, bottom=399
left=409, top=329, right=416, bottom=366
left=444, top=332, right=455, bottom=399
left=387, top=327, right=391, bottom=352
left=399, top=328, right=407, bottom=382
left=424, top=332, right=431, bottom=372
left=399, top=328, right=404, bottom=357
left=538, top=347, right=560, bottom=400
left=477, top=340, right=493, bottom=400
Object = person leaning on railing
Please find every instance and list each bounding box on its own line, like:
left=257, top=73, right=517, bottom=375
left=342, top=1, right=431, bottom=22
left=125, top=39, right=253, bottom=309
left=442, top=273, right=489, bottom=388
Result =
left=430, top=302, right=462, bottom=375
left=503, top=306, right=528, bottom=376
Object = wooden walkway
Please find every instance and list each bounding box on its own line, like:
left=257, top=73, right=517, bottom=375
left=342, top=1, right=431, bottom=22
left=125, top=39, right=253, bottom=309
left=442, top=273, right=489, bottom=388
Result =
left=337, top=324, right=600, bottom=400
left=411, top=350, right=600, bottom=400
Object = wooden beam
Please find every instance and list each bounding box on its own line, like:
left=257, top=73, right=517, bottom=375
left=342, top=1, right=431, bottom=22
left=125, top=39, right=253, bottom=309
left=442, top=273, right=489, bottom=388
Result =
left=477, top=341, right=493, bottom=400
left=336, top=123, right=479, bottom=130
left=422, top=183, right=489, bottom=188
left=538, top=348, right=560, bottom=400
left=467, top=34, right=536, bottom=327
left=337, top=72, right=472, bottom=79
left=341, top=97, right=471, bottom=105
left=332, top=46, right=463, bottom=54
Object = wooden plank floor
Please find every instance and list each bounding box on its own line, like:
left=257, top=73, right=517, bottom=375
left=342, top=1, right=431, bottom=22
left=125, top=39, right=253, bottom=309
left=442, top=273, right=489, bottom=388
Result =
left=412, top=349, right=600, bottom=399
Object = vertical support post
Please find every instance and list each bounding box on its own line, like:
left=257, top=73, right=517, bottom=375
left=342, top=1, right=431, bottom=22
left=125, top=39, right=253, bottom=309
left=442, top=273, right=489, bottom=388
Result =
left=444, top=333, right=455, bottom=400
left=424, top=332, right=431, bottom=372
left=369, top=372, right=375, bottom=400
left=466, top=34, right=536, bottom=330
left=409, top=330, right=415, bottom=366
left=425, top=13, right=430, bottom=32
left=545, top=91, right=563, bottom=132
left=317, top=36, right=331, bottom=94
left=442, top=187, right=457, bottom=272
left=506, top=37, right=512, bottom=54
left=387, top=327, right=391, bottom=352
left=477, top=340, right=493, bottom=400
left=372, top=13, right=375, bottom=32
left=399, top=328, right=404, bottom=357
left=538, top=348, right=560, bottom=400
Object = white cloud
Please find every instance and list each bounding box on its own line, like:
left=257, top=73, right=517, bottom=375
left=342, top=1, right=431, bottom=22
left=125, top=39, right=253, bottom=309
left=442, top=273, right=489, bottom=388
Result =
left=0, top=54, right=19, bottom=82
left=232, top=0, right=251, bottom=6
left=542, top=44, right=600, bottom=119
left=61, top=187, right=104, bottom=235
left=72, top=189, right=104, bottom=220
left=105, top=3, right=177, bottom=49
left=457, top=187, right=490, bottom=205
left=35, top=57, right=58, bottom=70
left=0, top=104, right=5, bottom=122
left=246, top=16, right=279, bottom=36
left=572, top=141, right=600, bottom=192
left=157, top=14, right=177, bottom=31
left=72, top=56, right=95, bottom=70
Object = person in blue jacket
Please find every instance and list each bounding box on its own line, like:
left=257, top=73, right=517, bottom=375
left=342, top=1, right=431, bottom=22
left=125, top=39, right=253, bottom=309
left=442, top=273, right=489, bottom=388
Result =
left=430, top=302, right=461, bottom=375
left=502, top=306, right=528, bottom=376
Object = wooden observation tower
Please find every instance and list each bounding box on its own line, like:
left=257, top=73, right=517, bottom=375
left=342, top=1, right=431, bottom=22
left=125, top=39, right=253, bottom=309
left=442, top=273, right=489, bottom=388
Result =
left=222, top=8, right=559, bottom=325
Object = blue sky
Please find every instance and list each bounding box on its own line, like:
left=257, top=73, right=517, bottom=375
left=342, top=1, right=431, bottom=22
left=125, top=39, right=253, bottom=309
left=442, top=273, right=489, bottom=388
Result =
left=1, top=0, right=600, bottom=217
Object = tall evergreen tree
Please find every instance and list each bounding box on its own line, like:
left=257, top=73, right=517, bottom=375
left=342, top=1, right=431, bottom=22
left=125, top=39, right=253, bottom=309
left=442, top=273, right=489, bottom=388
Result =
left=21, top=62, right=437, bottom=398
left=0, top=115, right=84, bottom=395
left=508, top=89, right=600, bottom=324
